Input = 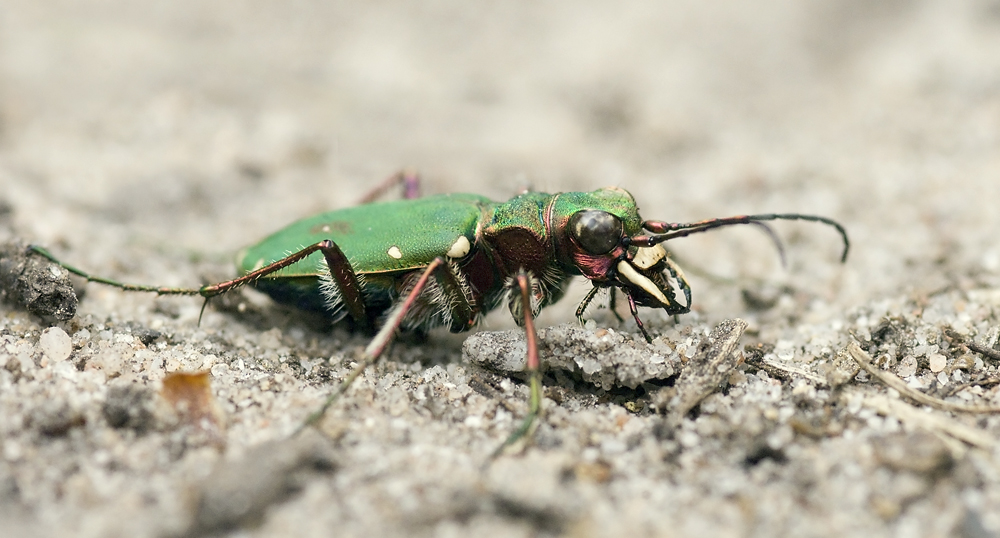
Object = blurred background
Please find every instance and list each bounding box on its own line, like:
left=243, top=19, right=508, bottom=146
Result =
left=3, top=3, right=1000, bottom=535
left=1, top=0, right=999, bottom=324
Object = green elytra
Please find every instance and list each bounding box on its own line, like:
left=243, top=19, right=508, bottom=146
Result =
left=240, top=193, right=490, bottom=277
left=30, top=181, right=849, bottom=456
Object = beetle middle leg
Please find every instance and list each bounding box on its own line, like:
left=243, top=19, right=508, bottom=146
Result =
left=491, top=269, right=543, bottom=457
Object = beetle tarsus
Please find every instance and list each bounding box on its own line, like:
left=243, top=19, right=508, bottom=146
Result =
left=197, top=298, right=210, bottom=326
left=624, top=290, right=654, bottom=343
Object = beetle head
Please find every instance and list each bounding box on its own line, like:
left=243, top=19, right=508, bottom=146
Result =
left=552, top=187, right=691, bottom=316
left=552, top=187, right=850, bottom=323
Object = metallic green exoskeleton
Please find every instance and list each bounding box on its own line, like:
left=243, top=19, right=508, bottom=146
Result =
left=31, top=179, right=849, bottom=454
left=237, top=188, right=693, bottom=340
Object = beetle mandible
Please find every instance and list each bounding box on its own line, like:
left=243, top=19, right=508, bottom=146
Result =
left=33, top=173, right=850, bottom=451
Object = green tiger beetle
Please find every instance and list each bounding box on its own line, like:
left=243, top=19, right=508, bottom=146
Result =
left=32, top=173, right=849, bottom=452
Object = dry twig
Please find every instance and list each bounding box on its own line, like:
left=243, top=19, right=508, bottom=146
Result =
left=846, top=341, right=1000, bottom=414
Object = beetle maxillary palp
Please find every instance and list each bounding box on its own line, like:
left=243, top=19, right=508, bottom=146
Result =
left=631, top=245, right=666, bottom=270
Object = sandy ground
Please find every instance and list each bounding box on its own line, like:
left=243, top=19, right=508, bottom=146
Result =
left=2, top=1, right=1000, bottom=537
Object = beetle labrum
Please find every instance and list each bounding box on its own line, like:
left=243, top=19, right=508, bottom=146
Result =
left=32, top=181, right=849, bottom=451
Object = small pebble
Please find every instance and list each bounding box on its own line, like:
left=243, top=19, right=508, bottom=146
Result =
left=937, top=372, right=949, bottom=386
left=928, top=353, right=947, bottom=373
left=39, top=327, right=72, bottom=363
left=896, top=356, right=917, bottom=378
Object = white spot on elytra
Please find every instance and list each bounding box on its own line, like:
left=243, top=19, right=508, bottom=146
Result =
left=387, top=246, right=402, bottom=259
left=446, top=236, right=471, bottom=258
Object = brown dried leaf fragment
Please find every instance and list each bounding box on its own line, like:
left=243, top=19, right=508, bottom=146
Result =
left=161, top=371, right=226, bottom=446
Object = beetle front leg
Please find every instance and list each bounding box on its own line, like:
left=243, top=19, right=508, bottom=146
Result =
left=575, top=285, right=601, bottom=326
left=624, top=290, right=654, bottom=343
left=492, top=269, right=543, bottom=457
left=575, top=285, right=626, bottom=327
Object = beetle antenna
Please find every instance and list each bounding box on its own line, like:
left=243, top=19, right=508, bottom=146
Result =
left=746, top=221, right=787, bottom=268
left=639, top=214, right=849, bottom=263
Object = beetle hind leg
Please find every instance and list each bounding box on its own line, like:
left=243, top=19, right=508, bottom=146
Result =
left=206, top=239, right=372, bottom=331
left=356, top=170, right=422, bottom=204
left=298, top=257, right=479, bottom=433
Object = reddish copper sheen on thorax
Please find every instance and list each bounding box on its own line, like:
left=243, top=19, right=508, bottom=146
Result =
left=479, top=191, right=553, bottom=280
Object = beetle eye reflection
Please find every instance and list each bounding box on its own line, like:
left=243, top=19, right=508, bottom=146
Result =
left=568, top=210, right=623, bottom=254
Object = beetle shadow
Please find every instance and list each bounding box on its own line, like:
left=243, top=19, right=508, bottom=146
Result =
left=206, top=286, right=340, bottom=335
left=207, top=285, right=468, bottom=365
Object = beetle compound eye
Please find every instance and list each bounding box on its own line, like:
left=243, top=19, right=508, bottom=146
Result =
left=568, top=210, right=623, bottom=254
